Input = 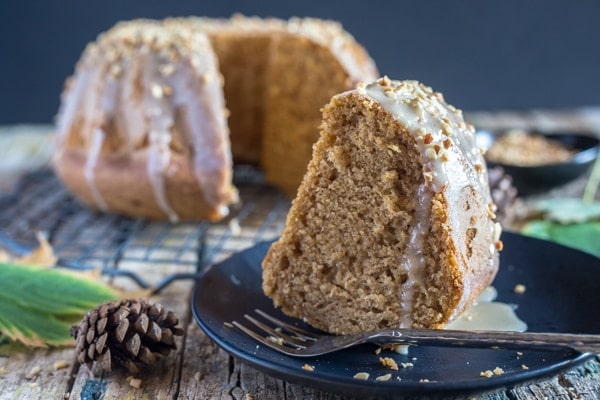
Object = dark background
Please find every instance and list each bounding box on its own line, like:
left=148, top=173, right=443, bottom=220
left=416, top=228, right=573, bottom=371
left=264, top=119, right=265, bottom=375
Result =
left=1, top=0, right=599, bottom=124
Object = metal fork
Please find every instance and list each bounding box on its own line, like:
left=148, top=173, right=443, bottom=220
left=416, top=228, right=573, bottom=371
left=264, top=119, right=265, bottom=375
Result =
left=232, top=309, right=600, bottom=357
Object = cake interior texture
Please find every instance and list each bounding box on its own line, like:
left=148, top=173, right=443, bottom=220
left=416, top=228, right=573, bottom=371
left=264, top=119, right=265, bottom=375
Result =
left=262, top=78, right=501, bottom=334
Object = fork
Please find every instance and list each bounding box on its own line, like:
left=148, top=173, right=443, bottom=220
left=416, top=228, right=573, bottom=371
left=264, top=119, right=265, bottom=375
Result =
left=232, top=309, right=600, bottom=357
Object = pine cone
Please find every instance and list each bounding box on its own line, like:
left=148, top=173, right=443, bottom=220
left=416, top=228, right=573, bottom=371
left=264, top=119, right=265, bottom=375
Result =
left=71, top=299, right=184, bottom=373
left=488, top=166, right=519, bottom=227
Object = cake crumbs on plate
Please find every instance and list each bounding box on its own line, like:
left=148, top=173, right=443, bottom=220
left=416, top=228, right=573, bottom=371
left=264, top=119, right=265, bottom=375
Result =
left=480, top=367, right=505, bottom=378
left=480, top=370, right=494, bottom=378
left=302, top=364, right=315, bottom=372
left=375, top=373, right=392, bottom=382
left=400, top=362, right=414, bottom=369
left=514, top=284, right=527, bottom=294
left=267, top=335, right=285, bottom=345
left=379, top=343, right=410, bottom=355
left=419, top=378, right=430, bottom=383
left=353, top=372, right=370, bottom=380
left=223, top=322, right=234, bottom=328
left=521, top=364, right=529, bottom=370
left=379, top=357, right=399, bottom=370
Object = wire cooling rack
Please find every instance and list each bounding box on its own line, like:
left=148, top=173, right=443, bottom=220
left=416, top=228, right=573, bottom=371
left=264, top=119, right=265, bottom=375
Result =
left=0, top=167, right=290, bottom=292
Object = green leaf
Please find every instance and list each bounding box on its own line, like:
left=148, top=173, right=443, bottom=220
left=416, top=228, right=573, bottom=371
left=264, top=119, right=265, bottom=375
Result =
left=530, top=198, right=600, bottom=224
left=521, top=220, right=600, bottom=258
left=0, top=263, right=118, bottom=347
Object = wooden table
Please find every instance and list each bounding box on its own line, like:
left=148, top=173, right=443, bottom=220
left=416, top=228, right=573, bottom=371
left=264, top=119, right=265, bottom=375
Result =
left=1, top=113, right=600, bottom=399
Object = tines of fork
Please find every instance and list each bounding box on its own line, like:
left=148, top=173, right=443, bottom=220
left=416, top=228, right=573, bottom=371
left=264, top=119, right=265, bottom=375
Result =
left=232, top=309, right=600, bottom=357
left=232, top=309, right=317, bottom=354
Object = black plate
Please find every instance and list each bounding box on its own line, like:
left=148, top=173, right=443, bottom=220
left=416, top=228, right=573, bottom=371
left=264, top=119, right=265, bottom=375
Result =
left=476, top=130, right=600, bottom=196
left=192, top=232, right=600, bottom=397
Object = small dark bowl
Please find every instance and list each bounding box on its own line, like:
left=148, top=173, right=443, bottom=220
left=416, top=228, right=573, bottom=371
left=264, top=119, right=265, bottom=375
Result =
left=476, top=130, right=600, bottom=196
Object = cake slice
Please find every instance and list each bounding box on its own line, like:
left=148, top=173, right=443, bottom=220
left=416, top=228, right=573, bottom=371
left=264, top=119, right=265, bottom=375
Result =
left=262, top=77, right=502, bottom=334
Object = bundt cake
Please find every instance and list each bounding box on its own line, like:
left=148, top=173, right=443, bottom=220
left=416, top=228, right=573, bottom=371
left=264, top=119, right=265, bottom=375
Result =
left=262, top=77, right=503, bottom=334
left=53, top=16, right=377, bottom=221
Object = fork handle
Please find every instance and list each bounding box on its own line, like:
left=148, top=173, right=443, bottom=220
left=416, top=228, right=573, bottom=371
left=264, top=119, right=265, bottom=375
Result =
left=368, top=329, right=600, bottom=353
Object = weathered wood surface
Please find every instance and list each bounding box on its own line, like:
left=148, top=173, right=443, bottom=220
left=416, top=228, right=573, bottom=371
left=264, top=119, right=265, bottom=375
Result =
left=1, top=205, right=599, bottom=400
left=1, top=113, right=600, bottom=400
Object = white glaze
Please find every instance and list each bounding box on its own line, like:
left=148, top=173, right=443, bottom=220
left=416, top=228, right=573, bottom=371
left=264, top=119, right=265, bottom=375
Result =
left=143, top=53, right=179, bottom=223
left=359, top=78, right=499, bottom=328
left=398, top=184, right=430, bottom=328
left=446, top=287, right=527, bottom=332
left=84, top=128, right=108, bottom=211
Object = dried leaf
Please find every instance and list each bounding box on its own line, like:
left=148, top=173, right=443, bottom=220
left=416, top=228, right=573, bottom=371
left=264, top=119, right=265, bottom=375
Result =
left=15, top=232, right=57, bottom=267
left=0, top=262, right=118, bottom=347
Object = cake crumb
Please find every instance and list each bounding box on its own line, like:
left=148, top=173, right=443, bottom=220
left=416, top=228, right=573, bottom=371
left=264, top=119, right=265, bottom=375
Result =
left=353, top=372, right=370, bottom=380
left=53, top=360, right=69, bottom=371
left=25, top=366, right=42, bottom=380
left=223, top=322, right=234, bottom=328
left=379, top=357, right=399, bottom=371
left=516, top=351, right=523, bottom=356
left=493, top=367, right=505, bottom=376
left=229, top=218, right=242, bottom=235
left=514, top=284, right=526, bottom=294
left=379, top=343, right=409, bottom=355
left=400, top=362, right=414, bottom=369
left=419, top=378, right=430, bottom=383
left=521, top=364, right=529, bottom=370
left=127, top=377, right=142, bottom=389
left=267, top=335, right=284, bottom=345
left=374, top=346, right=382, bottom=355
left=375, top=373, right=392, bottom=382
left=302, top=364, right=315, bottom=372
left=480, top=370, right=494, bottom=378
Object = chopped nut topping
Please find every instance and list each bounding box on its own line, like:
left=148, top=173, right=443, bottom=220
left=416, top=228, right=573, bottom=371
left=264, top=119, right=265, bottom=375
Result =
left=443, top=138, right=452, bottom=149
left=495, top=240, right=504, bottom=251
left=425, top=147, right=437, bottom=160
left=423, top=133, right=434, bottom=145
left=159, top=63, right=175, bottom=76
left=151, top=83, right=164, bottom=99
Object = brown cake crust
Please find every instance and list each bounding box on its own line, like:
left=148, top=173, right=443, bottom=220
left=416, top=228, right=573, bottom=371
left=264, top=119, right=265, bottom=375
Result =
left=53, top=147, right=234, bottom=221
left=262, top=79, right=501, bottom=334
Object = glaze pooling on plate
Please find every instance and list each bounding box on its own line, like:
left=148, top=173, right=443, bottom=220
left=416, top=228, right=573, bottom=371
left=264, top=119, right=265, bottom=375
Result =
left=446, top=286, right=527, bottom=332
left=192, top=233, right=600, bottom=396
